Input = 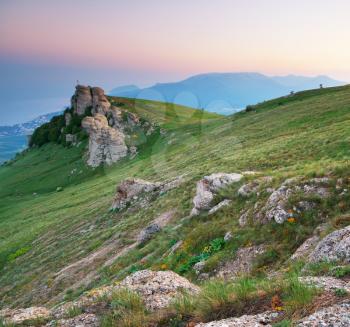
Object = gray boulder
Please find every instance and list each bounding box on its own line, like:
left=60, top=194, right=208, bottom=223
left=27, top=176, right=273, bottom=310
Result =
left=308, top=226, right=350, bottom=264
left=191, top=173, right=243, bottom=216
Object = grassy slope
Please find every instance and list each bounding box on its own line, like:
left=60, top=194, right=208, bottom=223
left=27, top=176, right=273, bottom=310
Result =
left=0, top=87, right=350, bottom=308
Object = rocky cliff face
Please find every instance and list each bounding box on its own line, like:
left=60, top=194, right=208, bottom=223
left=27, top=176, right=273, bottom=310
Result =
left=81, top=114, right=128, bottom=167
left=69, top=85, right=151, bottom=167
left=71, top=85, right=111, bottom=116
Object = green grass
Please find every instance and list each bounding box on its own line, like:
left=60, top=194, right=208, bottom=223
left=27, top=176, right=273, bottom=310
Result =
left=1, top=85, right=350, bottom=309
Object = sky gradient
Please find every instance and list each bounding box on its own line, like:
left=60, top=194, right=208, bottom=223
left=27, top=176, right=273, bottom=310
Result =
left=1, top=0, right=350, bottom=124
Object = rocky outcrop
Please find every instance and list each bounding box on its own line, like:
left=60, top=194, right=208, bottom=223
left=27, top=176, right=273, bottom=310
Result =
left=137, top=210, right=176, bottom=243
left=111, top=176, right=184, bottom=211
left=299, top=276, right=350, bottom=293
left=297, top=301, right=350, bottom=326
left=255, top=178, right=331, bottom=224
left=45, top=314, right=99, bottom=327
left=191, top=173, right=243, bottom=216
left=118, top=270, right=199, bottom=310
left=291, top=235, right=320, bottom=261
left=71, top=85, right=111, bottom=116
left=82, top=114, right=128, bottom=167
left=0, top=307, right=51, bottom=325
left=238, top=176, right=272, bottom=198
left=216, top=245, right=265, bottom=279
left=308, top=226, right=350, bottom=264
left=195, top=311, right=279, bottom=327
left=111, top=178, right=161, bottom=211
left=208, top=199, right=232, bottom=215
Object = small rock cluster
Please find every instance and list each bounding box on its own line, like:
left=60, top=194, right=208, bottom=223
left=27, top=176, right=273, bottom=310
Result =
left=254, top=177, right=331, bottom=224
left=0, top=307, right=51, bottom=325
left=191, top=173, right=243, bottom=216
left=111, top=176, right=184, bottom=211
left=308, top=225, right=350, bottom=264
left=118, top=269, right=200, bottom=310
left=195, top=311, right=280, bottom=327
left=297, top=301, right=350, bottom=326
left=216, top=245, right=265, bottom=280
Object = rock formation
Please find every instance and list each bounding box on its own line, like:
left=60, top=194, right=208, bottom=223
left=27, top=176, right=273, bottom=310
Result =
left=71, top=85, right=111, bottom=116
left=0, top=307, right=51, bottom=325
left=118, top=270, right=199, bottom=310
left=216, top=245, right=265, bottom=279
left=308, top=226, right=350, bottom=264
left=82, top=114, right=128, bottom=167
left=297, top=301, right=350, bottom=326
left=191, top=173, right=243, bottom=216
left=111, top=176, right=184, bottom=211
left=255, top=178, right=331, bottom=224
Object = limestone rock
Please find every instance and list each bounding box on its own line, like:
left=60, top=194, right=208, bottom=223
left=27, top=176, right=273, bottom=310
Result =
left=118, top=270, right=199, bottom=310
left=71, top=85, right=111, bottom=116
left=216, top=245, right=265, bottom=279
left=111, top=178, right=161, bottom=211
left=224, top=231, right=233, bottom=242
left=0, top=307, right=51, bottom=325
left=82, top=114, right=128, bottom=167
left=291, top=235, right=320, bottom=261
left=91, top=87, right=111, bottom=115
left=195, top=311, right=279, bottom=327
left=137, top=223, right=161, bottom=243
left=297, top=301, right=350, bottom=326
left=46, top=314, right=99, bottom=327
left=308, top=226, right=350, bottom=264
left=298, top=276, right=350, bottom=293
left=191, top=173, right=243, bottom=216
left=256, top=178, right=331, bottom=224
left=208, top=199, right=232, bottom=215
left=111, top=177, right=184, bottom=211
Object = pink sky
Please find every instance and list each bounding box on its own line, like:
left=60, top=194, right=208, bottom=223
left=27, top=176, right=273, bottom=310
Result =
left=1, top=0, right=350, bottom=81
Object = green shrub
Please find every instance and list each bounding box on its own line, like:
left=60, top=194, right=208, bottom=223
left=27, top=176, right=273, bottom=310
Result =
left=8, top=246, right=30, bottom=262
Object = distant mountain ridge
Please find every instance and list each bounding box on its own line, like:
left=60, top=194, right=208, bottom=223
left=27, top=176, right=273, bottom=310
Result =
left=0, top=111, right=62, bottom=137
left=109, top=72, right=345, bottom=114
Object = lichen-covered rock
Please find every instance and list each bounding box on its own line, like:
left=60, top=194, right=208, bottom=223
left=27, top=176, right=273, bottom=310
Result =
left=208, top=199, right=232, bottom=215
left=118, top=270, right=199, bottom=310
left=291, top=235, right=320, bottom=261
left=137, top=223, right=161, bottom=243
left=298, top=276, right=350, bottom=293
left=111, top=178, right=161, bottom=211
left=191, top=173, right=243, bottom=216
left=256, top=178, right=331, bottom=224
left=82, top=114, right=128, bottom=167
left=297, top=301, right=350, bottom=326
left=46, top=314, right=99, bottom=327
left=195, top=311, right=279, bottom=326
left=0, top=307, right=51, bottom=325
left=111, top=177, right=184, bottom=211
left=216, top=246, right=265, bottom=279
left=308, top=226, right=350, bottom=264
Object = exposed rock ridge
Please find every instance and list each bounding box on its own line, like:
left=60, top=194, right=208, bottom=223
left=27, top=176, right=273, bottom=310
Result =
left=82, top=114, right=128, bottom=167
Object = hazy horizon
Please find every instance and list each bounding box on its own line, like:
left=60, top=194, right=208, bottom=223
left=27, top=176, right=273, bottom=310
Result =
left=1, top=0, right=350, bottom=124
